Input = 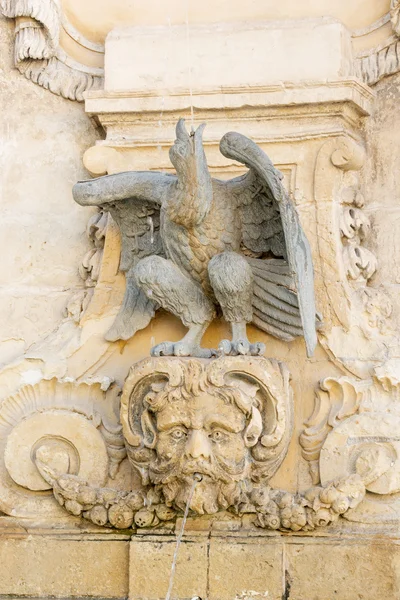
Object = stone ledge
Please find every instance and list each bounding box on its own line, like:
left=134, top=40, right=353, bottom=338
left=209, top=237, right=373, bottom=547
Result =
left=83, top=78, right=374, bottom=175
left=86, top=78, right=374, bottom=114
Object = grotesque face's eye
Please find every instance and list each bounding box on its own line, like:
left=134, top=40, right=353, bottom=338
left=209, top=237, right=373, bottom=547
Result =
left=170, top=427, right=187, bottom=441
left=209, top=430, right=228, bottom=443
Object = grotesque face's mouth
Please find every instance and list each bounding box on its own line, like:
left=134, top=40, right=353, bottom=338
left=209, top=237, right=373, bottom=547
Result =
left=181, top=462, right=216, bottom=480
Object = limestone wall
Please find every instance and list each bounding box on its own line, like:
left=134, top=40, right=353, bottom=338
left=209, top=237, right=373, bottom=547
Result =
left=0, top=15, right=97, bottom=367
left=364, top=71, right=400, bottom=329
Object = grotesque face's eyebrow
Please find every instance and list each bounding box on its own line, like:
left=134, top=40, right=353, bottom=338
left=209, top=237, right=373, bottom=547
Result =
left=156, top=414, right=190, bottom=431
left=204, top=414, right=244, bottom=433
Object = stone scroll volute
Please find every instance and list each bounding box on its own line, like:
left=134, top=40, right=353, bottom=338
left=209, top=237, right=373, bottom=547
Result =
left=0, top=378, right=126, bottom=519
left=300, top=363, right=400, bottom=524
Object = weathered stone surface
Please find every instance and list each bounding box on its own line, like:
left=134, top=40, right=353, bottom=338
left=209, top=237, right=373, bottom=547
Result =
left=129, top=535, right=208, bottom=600
left=105, top=20, right=353, bottom=92
left=208, top=537, right=283, bottom=600
left=0, top=536, right=129, bottom=597
left=0, top=13, right=98, bottom=366
left=286, top=540, right=400, bottom=600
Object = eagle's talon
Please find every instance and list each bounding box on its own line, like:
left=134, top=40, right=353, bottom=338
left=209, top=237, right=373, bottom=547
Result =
left=151, top=341, right=215, bottom=358
left=151, top=342, right=175, bottom=357
left=173, top=342, right=191, bottom=357
left=218, top=339, right=232, bottom=356
left=235, top=339, right=250, bottom=355
left=217, top=339, right=265, bottom=356
left=250, top=342, right=266, bottom=356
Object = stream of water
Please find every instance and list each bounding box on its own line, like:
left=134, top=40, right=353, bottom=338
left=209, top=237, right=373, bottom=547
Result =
left=164, top=474, right=202, bottom=600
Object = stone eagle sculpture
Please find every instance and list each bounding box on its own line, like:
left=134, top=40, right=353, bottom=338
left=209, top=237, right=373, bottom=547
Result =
left=73, top=119, right=318, bottom=357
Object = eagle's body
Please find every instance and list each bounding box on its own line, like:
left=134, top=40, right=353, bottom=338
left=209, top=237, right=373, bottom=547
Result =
left=162, top=178, right=242, bottom=297
left=73, top=119, right=318, bottom=358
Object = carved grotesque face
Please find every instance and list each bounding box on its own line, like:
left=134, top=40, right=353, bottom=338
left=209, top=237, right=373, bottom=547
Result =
left=142, top=390, right=261, bottom=514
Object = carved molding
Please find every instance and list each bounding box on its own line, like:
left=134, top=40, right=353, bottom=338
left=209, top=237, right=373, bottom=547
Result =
left=3, top=3, right=400, bottom=100
left=0, top=0, right=103, bottom=100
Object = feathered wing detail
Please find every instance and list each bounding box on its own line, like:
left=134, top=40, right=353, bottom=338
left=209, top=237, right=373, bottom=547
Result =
left=240, top=175, right=287, bottom=258
left=106, top=271, right=156, bottom=342
left=220, top=133, right=318, bottom=357
left=73, top=172, right=175, bottom=341
left=248, top=258, right=304, bottom=341
left=104, top=198, right=163, bottom=341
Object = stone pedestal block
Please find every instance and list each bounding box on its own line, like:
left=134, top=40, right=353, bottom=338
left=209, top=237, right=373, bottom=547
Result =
left=129, top=534, right=209, bottom=600
left=208, top=538, right=283, bottom=600
left=104, top=19, right=353, bottom=92
left=0, top=532, right=129, bottom=598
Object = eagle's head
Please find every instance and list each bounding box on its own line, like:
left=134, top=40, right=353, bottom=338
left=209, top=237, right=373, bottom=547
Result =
left=169, top=118, right=207, bottom=183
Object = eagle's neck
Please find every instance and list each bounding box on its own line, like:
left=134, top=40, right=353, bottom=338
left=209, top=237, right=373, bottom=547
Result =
left=168, top=137, right=213, bottom=229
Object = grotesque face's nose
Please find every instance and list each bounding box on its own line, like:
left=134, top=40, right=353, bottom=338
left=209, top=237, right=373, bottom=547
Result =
left=185, top=430, right=211, bottom=460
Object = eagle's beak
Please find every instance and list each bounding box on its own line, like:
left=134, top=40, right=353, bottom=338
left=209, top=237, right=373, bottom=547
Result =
left=175, top=118, right=190, bottom=142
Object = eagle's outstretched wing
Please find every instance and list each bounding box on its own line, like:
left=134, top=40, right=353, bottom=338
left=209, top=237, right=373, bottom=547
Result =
left=220, top=133, right=318, bottom=357
left=73, top=171, right=176, bottom=341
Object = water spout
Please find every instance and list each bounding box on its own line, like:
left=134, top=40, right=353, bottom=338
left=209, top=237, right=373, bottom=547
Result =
left=164, top=475, right=199, bottom=600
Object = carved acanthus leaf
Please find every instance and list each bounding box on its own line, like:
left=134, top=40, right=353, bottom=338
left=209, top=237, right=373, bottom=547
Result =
left=1, top=0, right=60, bottom=57
left=300, top=377, right=366, bottom=484
left=343, top=244, right=378, bottom=282
left=0, top=0, right=103, bottom=100
left=356, top=287, right=393, bottom=336
left=340, top=207, right=370, bottom=241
